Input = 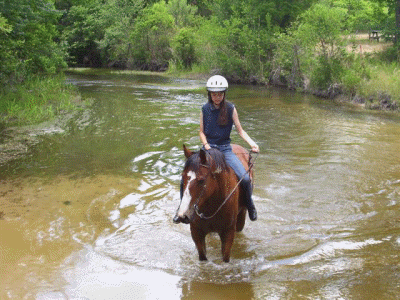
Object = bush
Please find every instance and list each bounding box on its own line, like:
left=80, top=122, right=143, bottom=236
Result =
left=358, top=62, right=400, bottom=102
left=129, top=1, right=175, bottom=70
left=194, top=16, right=273, bottom=82
left=172, top=28, right=197, bottom=70
left=0, top=1, right=67, bottom=86
left=377, top=45, right=400, bottom=62
left=0, top=75, right=81, bottom=125
left=274, top=1, right=350, bottom=90
left=310, top=55, right=345, bottom=89
left=341, top=69, right=362, bottom=94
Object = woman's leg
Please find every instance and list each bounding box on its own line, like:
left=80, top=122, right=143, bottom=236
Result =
left=220, top=146, right=257, bottom=221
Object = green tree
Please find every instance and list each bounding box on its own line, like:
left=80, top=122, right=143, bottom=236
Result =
left=0, top=13, right=11, bottom=33
left=61, top=3, right=103, bottom=67
left=0, top=0, right=67, bottom=86
left=167, top=0, right=198, bottom=27
left=388, top=0, right=400, bottom=44
left=193, top=16, right=269, bottom=81
left=208, top=0, right=317, bottom=29
left=191, top=0, right=317, bottom=82
left=96, top=0, right=145, bottom=68
left=274, top=1, right=350, bottom=89
left=167, top=0, right=199, bottom=70
left=172, top=27, right=197, bottom=69
left=299, top=1, right=349, bottom=89
left=371, top=0, right=400, bottom=43
left=130, top=1, right=175, bottom=70
left=333, top=0, right=387, bottom=31
left=60, top=0, right=146, bottom=68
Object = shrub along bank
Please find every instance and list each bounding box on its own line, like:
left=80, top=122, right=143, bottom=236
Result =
left=0, top=75, right=83, bottom=126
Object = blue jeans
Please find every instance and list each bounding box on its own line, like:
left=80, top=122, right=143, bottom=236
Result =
left=207, top=144, right=253, bottom=207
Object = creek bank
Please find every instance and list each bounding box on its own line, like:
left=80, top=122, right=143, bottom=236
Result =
left=309, top=86, right=399, bottom=111
left=267, top=74, right=400, bottom=112
left=181, top=70, right=400, bottom=112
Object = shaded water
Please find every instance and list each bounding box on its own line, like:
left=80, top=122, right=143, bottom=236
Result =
left=1, top=70, right=400, bottom=299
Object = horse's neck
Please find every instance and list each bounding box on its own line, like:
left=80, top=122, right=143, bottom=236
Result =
left=218, top=169, right=238, bottom=199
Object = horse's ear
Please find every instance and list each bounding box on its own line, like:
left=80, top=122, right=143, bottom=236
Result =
left=183, top=144, right=193, bottom=159
left=199, top=148, right=207, bottom=165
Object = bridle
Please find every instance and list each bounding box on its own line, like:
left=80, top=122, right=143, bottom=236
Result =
left=193, top=151, right=258, bottom=220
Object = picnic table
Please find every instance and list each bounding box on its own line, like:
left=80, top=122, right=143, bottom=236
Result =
left=369, top=30, right=380, bottom=42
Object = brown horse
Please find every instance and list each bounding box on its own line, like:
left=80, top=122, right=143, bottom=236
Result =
left=173, top=144, right=253, bottom=262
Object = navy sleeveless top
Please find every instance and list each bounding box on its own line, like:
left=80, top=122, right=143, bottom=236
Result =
left=202, top=102, right=234, bottom=145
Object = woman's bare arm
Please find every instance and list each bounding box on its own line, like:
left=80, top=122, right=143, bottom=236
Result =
left=232, top=108, right=259, bottom=152
left=199, top=111, right=211, bottom=150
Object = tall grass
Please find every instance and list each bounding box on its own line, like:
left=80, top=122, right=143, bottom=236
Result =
left=0, top=75, right=82, bottom=125
left=358, top=62, right=400, bottom=101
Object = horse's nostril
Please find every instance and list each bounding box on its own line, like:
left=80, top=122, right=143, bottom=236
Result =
left=173, top=215, right=181, bottom=224
left=173, top=213, right=191, bottom=224
left=182, top=215, right=191, bottom=224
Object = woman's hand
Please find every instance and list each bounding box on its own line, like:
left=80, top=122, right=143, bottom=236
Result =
left=204, top=143, right=211, bottom=150
left=251, top=143, right=260, bottom=153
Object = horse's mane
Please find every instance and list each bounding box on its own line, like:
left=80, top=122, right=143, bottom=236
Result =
left=185, top=148, right=229, bottom=172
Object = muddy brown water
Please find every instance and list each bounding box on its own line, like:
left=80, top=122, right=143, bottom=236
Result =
left=1, top=70, right=400, bottom=299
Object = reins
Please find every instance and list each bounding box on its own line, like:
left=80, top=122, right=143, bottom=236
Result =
left=194, top=150, right=259, bottom=220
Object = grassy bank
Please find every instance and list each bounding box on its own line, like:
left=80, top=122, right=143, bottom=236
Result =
left=271, top=29, right=400, bottom=111
left=356, top=61, right=400, bottom=109
left=340, top=34, right=400, bottom=110
left=0, top=75, right=83, bottom=126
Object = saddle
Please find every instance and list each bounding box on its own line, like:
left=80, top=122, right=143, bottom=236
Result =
left=231, top=144, right=254, bottom=183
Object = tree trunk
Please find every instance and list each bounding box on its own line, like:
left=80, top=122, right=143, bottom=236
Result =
left=396, top=0, right=400, bottom=43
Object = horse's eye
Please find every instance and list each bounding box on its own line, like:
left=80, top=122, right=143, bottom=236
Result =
left=197, top=179, right=205, bottom=185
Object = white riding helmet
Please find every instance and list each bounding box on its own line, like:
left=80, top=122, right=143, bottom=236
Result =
left=206, top=75, right=228, bottom=92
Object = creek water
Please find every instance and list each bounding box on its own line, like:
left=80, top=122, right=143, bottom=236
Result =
left=1, top=70, right=400, bottom=299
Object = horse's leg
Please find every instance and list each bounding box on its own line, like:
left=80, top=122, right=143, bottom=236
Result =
left=236, top=208, right=247, bottom=232
left=220, top=227, right=236, bottom=262
left=190, top=226, right=207, bottom=261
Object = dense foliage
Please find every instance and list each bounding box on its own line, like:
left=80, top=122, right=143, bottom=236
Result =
left=1, top=0, right=399, bottom=93
left=0, top=0, right=67, bottom=86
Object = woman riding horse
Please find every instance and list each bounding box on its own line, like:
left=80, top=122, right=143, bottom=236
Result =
left=172, top=76, right=259, bottom=261
left=200, top=75, right=259, bottom=221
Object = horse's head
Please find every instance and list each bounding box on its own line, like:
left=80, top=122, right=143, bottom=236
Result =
left=173, top=145, right=226, bottom=224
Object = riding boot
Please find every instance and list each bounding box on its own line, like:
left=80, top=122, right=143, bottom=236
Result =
left=241, top=178, right=257, bottom=221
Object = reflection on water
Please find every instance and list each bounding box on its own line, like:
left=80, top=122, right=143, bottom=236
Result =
left=52, top=249, right=182, bottom=300
left=1, top=70, right=400, bottom=299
